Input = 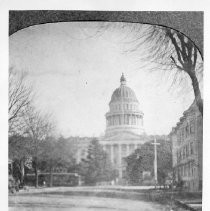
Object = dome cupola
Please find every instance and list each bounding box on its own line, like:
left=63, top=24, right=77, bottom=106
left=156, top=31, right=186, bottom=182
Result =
left=110, top=73, right=139, bottom=104
left=120, top=73, right=126, bottom=85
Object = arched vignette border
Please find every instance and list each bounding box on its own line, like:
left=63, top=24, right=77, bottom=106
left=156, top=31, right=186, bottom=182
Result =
left=9, top=11, right=203, bottom=57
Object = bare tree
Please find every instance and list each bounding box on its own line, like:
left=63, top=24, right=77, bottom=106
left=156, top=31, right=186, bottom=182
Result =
left=128, top=25, right=203, bottom=116
left=58, top=22, right=204, bottom=116
left=91, top=23, right=203, bottom=116
left=23, top=105, right=55, bottom=187
left=9, top=67, right=33, bottom=134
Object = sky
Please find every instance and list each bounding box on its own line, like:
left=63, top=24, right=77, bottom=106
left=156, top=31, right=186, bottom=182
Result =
left=9, top=22, right=200, bottom=137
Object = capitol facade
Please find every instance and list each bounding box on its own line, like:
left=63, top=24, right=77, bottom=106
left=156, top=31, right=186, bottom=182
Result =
left=100, top=74, right=148, bottom=180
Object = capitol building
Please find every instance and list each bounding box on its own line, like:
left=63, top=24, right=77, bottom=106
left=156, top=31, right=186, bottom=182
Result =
left=76, top=74, right=149, bottom=181
left=100, top=74, right=148, bottom=179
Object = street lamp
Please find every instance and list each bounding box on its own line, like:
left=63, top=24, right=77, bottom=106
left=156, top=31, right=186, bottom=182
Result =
left=151, top=136, right=160, bottom=188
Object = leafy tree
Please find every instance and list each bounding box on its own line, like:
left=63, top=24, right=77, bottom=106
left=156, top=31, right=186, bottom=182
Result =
left=9, top=134, right=77, bottom=187
left=38, top=136, right=76, bottom=186
left=125, top=139, right=172, bottom=185
left=79, top=139, right=116, bottom=185
left=125, top=142, right=153, bottom=185
left=9, top=135, right=33, bottom=183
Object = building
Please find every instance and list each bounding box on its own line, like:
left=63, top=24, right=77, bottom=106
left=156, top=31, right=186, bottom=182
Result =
left=70, top=137, right=92, bottom=163
left=170, top=101, right=202, bottom=191
left=100, top=74, right=148, bottom=180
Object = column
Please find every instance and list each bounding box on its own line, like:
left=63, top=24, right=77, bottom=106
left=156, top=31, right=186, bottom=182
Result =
left=110, top=144, right=114, bottom=163
left=118, top=144, right=122, bottom=178
left=102, top=144, right=106, bottom=151
left=76, top=150, right=80, bottom=164
left=116, top=115, right=119, bottom=125
left=126, top=144, right=129, bottom=156
left=129, top=144, right=134, bottom=153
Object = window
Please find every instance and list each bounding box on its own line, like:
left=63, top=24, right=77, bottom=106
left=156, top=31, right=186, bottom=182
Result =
left=125, top=114, right=129, bottom=124
left=178, top=131, right=181, bottom=143
left=190, top=142, right=194, bottom=155
left=134, top=116, right=136, bottom=125
left=182, top=128, right=185, bottom=141
left=136, top=116, right=139, bottom=125
left=180, top=129, right=183, bottom=142
left=192, top=166, right=194, bottom=176
left=183, top=148, right=185, bottom=159
left=186, top=123, right=189, bottom=137
left=186, top=145, right=189, bottom=157
left=184, top=165, right=186, bottom=176
left=190, top=120, right=195, bottom=134
left=181, top=166, right=183, bottom=176
left=131, top=115, right=134, bottom=125
left=189, top=162, right=191, bottom=177
left=177, top=151, right=179, bottom=163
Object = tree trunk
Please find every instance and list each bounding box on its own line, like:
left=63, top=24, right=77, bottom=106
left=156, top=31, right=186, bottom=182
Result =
left=49, top=162, right=53, bottom=187
left=188, top=70, right=203, bottom=116
left=20, top=159, right=25, bottom=184
left=34, top=157, right=39, bottom=188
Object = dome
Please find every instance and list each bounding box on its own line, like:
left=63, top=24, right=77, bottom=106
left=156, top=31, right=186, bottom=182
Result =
left=110, top=74, right=139, bottom=104
left=105, top=73, right=144, bottom=137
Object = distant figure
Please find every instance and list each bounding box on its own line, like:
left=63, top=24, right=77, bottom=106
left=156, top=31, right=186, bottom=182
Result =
left=15, top=179, right=20, bottom=192
left=43, top=181, right=46, bottom=187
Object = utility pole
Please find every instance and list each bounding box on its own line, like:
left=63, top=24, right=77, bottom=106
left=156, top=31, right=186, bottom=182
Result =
left=151, top=137, right=160, bottom=188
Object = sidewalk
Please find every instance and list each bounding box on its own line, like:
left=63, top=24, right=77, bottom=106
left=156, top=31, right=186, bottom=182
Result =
left=175, top=199, right=202, bottom=211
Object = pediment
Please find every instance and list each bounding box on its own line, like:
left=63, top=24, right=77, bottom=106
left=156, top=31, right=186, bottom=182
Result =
left=102, top=131, right=148, bottom=142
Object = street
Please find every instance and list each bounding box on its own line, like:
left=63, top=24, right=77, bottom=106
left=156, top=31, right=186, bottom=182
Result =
left=9, top=186, right=187, bottom=211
